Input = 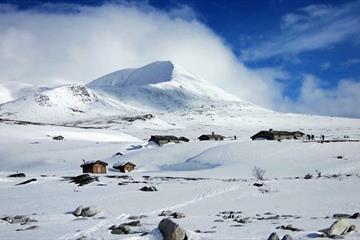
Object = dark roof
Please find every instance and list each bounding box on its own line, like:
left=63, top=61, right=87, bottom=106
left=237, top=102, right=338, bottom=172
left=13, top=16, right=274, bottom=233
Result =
left=81, top=160, right=108, bottom=167
left=149, top=135, right=179, bottom=141
left=251, top=130, right=305, bottom=139
left=179, top=136, right=189, bottom=141
left=198, top=134, right=224, bottom=139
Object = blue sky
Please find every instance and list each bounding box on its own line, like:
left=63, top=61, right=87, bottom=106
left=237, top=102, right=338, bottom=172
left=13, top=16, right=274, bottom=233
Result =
left=0, top=0, right=359, bottom=117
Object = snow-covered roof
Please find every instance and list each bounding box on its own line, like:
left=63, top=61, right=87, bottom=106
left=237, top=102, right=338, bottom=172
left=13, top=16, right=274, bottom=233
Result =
left=80, top=160, right=108, bottom=167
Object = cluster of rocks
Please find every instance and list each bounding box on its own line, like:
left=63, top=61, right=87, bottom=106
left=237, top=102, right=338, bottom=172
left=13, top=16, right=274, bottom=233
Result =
left=109, top=220, right=142, bottom=235
left=267, top=218, right=357, bottom=240
left=122, top=114, right=155, bottom=122
left=159, top=210, right=185, bottom=219
left=143, top=176, right=207, bottom=182
left=65, top=174, right=99, bottom=186
left=215, top=211, right=300, bottom=224
left=275, top=224, right=302, bottom=232
left=118, top=180, right=148, bottom=186
left=139, top=186, right=157, bottom=192
left=1, top=215, right=37, bottom=225
left=72, top=206, right=101, bottom=217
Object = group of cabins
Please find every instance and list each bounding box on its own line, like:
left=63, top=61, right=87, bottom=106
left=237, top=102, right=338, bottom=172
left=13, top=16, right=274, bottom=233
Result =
left=149, top=132, right=225, bottom=146
left=80, top=129, right=305, bottom=174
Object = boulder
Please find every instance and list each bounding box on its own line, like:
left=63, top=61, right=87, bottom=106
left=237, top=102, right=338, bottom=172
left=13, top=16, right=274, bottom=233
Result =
left=80, top=206, right=101, bottom=217
left=158, top=218, right=187, bottom=240
left=267, top=232, right=279, bottom=240
left=111, top=225, right=130, bottom=235
left=140, top=186, right=157, bottom=192
left=281, top=234, right=294, bottom=240
left=320, top=219, right=351, bottom=237
left=73, top=206, right=83, bottom=217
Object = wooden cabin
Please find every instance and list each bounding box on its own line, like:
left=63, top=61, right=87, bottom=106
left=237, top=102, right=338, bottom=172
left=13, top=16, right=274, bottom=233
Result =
left=81, top=160, right=108, bottom=174
left=251, top=129, right=305, bottom=141
left=198, top=132, right=224, bottom=141
left=114, top=162, right=136, bottom=173
left=53, top=135, right=64, bottom=140
left=149, top=135, right=179, bottom=146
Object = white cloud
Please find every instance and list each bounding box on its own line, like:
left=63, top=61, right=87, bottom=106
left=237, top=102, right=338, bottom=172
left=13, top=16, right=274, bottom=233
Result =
left=241, top=1, right=360, bottom=61
left=343, top=58, right=360, bottom=67
left=320, top=62, right=331, bottom=70
left=0, top=2, right=286, bottom=109
left=281, top=75, right=360, bottom=118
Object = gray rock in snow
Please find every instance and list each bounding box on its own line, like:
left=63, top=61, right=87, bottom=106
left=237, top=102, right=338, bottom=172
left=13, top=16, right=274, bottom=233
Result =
left=320, top=219, right=351, bottom=237
left=281, top=234, right=294, bottom=240
left=80, top=206, right=101, bottom=217
left=158, top=218, right=187, bottom=240
left=267, top=232, right=279, bottom=240
left=111, top=225, right=130, bottom=235
left=16, top=225, right=39, bottom=231
left=73, top=206, right=83, bottom=217
left=350, top=212, right=360, bottom=219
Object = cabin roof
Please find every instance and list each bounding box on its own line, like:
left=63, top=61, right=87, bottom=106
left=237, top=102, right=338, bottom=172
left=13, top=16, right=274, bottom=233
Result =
left=149, top=135, right=179, bottom=141
left=198, top=134, right=224, bottom=139
left=113, top=162, right=136, bottom=168
left=251, top=130, right=305, bottom=138
left=81, top=160, right=108, bottom=167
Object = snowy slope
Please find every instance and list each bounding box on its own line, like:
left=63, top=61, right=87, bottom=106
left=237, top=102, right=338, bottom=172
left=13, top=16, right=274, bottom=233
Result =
left=0, top=84, right=135, bottom=123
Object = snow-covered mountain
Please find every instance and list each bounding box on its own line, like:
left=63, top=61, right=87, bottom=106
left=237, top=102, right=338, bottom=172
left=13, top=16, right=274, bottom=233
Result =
left=87, top=60, right=244, bottom=110
left=0, top=61, right=262, bottom=123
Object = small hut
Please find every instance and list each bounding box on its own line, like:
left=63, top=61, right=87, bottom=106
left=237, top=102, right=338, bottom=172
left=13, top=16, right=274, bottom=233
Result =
left=81, top=160, right=108, bottom=174
left=250, top=129, right=305, bottom=141
left=53, top=135, right=64, bottom=140
left=114, top=162, right=136, bottom=173
left=148, top=135, right=179, bottom=146
left=198, top=132, right=224, bottom=141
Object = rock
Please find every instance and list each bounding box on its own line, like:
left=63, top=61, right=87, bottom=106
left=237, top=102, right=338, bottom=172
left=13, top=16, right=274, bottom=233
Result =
left=320, top=219, right=351, bottom=237
left=267, top=232, right=279, bottom=240
left=1, top=215, right=37, bottom=225
left=140, top=186, right=157, bottom=192
left=111, top=225, right=130, bottom=235
left=123, top=220, right=141, bottom=227
left=73, top=206, right=83, bottom=217
left=7, top=173, right=26, bottom=178
left=68, top=174, right=98, bottom=186
left=253, top=182, right=264, bottom=187
left=158, top=218, right=187, bottom=240
left=171, top=212, right=185, bottom=219
left=15, top=178, right=37, bottom=186
left=276, top=224, right=302, bottom=231
left=350, top=212, right=360, bottom=219
left=16, top=225, right=39, bottom=231
left=333, top=213, right=351, bottom=219
left=281, top=234, right=294, bottom=240
left=80, top=206, right=101, bottom=217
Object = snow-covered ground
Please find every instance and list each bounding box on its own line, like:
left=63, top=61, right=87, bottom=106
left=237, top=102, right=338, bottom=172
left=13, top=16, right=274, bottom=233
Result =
left=1, top=61, right=360, bottom=239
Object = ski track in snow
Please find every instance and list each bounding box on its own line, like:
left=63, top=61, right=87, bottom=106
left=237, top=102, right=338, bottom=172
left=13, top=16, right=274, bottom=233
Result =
left=59, top=185, right=240, bottom=240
